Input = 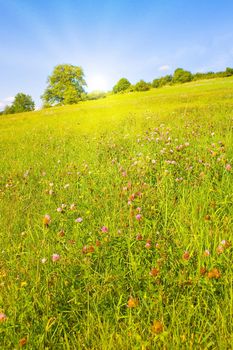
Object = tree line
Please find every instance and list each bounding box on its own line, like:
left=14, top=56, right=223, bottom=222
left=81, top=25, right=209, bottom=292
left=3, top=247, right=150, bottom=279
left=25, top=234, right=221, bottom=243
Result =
left=1, top=65, right=233, bottom=115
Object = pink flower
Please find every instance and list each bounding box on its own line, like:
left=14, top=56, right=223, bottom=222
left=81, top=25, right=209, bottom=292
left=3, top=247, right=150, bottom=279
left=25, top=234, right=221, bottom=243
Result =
left=136, top=207, right=142, bottom=213
left=101, top=226, right=108, bottom=233
left=226, top=164, right=231, bottom=171
left=0, top=313, right=7, bottom=322
left=145, top=239, right=152, bottom=249
left=136, top=214, right=142, bottom=221
left=75, top=217, right=83, bottom=223
left=52, top=254, right=60, bottom=262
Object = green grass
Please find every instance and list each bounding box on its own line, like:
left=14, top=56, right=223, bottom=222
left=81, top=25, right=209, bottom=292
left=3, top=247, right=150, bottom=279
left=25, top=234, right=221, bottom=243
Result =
left=0, top=77, right=233, bottom=349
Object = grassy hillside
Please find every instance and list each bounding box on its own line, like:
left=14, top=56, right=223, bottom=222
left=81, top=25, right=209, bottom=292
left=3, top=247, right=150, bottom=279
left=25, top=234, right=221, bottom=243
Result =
left=0, top=77, right=233, bottom=349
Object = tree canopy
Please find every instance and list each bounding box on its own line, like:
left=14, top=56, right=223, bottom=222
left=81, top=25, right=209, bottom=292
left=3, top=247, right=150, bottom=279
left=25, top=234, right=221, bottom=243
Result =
left=113, top=78, right=131, bottom=93
left=134, top=80, right=151, bottom=91
left=41, top=64, right=87, bottom=107
left=172, top=68, right=193, bottom=84
left=3, top=93, right=35, bottom=114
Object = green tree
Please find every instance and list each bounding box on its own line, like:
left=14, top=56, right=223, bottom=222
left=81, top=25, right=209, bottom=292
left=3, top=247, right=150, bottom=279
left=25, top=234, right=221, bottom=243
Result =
left=3, top=93, right=35, bottom=114
left=152, top=75, right=172, bottom=88
left=42, top=64, right=87, bottom=107
left=113, top=78, right=131, bottom=93
left=134, top=80, right=151, bottom=91
left=173, top=68, right=193, bottom=84
left=225, top=67, right=233, bottom=76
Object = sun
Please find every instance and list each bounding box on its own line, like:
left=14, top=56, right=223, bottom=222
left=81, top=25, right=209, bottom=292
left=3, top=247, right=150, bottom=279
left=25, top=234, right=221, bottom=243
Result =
left=86, top=75, right=109, bottom=92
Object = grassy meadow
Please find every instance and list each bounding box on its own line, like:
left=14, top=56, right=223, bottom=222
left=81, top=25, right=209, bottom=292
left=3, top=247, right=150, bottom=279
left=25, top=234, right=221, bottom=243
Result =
left=0, top=77, right=233, bottom=349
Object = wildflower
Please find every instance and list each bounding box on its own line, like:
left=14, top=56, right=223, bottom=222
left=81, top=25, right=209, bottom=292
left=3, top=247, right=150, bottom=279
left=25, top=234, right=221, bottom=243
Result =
left=75, top=217, right=83, bottom=223
left=82, top=245, right=88, bottom=254
left=19, top=337, right=27, bottom=347
left=67, top=239, right=76, bottom=245
left=41, top=258, right=47, bottom=264
left=136, top=207, right=142, bottom=213
left=183, top=251, right=190, bottom=260
left=216, top=245, right=224, bottom=254
left=127, top=297, right=139, bottom=308
left=151, top=320, right=163, bottom=334
left=129, top=194, right=135, bottom=201
left=149, top=267, right=159, bottom=277
left=204, top=250, right=210, bottom=257
left=225, top=164, right=231, bottom=171
left=0, top=313, right=7, bottom=322
left=200, top=267, right=207, bottom=276
left=204, top=214, right=211, bottom=221
left=64, top=184, right=70, bottom=189
left=221, top=240, right=231, bottom=248
left=145, top=239, right=152, bottom=249
left=136, top=233, right=143, bottom=241
left=70, top=203, right=76, bottom=210
left=136, top=214, right=142, bottom=221
left=88, top=245, right=95, bottom=253
left=43, top=214, right=51, bottom=226
left=58, top=229, right=65, bottom=237
left=207, top=268, right=221, bottom=279
left=96, top=240, right=101, bottom=247
left=56, top=207, right=63, bottom=213
left=52, top=254, right=60, bottom=262
left=82, top=245, right=95, bottom=254
left=101, top=226, right=108, bottom=233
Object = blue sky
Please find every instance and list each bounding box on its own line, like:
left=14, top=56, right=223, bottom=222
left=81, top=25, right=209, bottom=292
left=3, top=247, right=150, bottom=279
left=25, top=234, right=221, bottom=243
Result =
left=1, top=0, right=233, bottom=109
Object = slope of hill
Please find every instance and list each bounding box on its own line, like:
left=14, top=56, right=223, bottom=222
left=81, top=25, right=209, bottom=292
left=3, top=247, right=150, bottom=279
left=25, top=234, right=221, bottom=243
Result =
left=0, top=77, right=232, bottom=349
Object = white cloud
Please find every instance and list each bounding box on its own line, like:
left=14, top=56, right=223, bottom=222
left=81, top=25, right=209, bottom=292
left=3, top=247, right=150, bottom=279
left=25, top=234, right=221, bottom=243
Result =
left=0, top=96, right=14, bottom=111
left=4, top=96, right=14, bottom=103
left=158, top=65, right=170, bottom=72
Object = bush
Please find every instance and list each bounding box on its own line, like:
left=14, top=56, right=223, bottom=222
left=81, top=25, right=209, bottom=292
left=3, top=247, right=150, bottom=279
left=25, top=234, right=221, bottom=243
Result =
left=86, top=91, right=106, bottom=100
left=134, top=80, right=151, bottom=91
left=152, top=75, right=172, bottom=88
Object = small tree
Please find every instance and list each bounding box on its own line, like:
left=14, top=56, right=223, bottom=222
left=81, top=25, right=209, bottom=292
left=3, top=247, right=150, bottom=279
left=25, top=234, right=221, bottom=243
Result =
left=134, top=80, right=150, bottom=91
left=225, top=67, right=233, bottom=76
left=113, top=78, right=131, bottom=93
left=173, top=68, right=193, bottom=84
left=3, top=93, right=35, bottom=114
left=42, top=64, right=87, bottom=107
